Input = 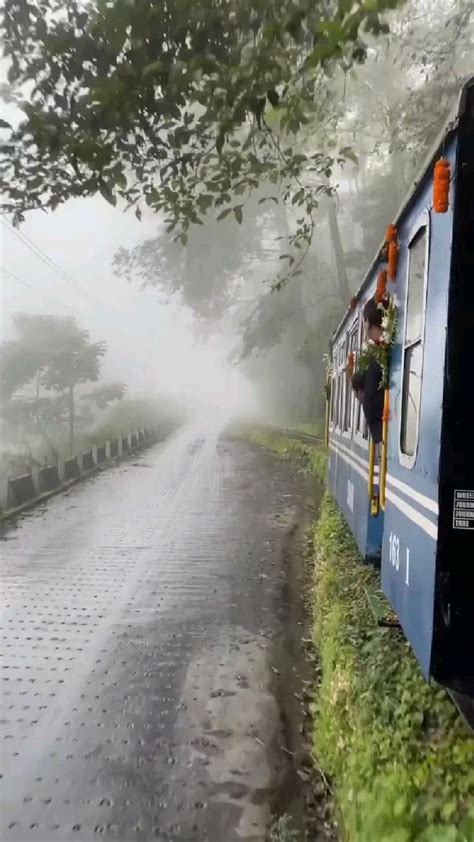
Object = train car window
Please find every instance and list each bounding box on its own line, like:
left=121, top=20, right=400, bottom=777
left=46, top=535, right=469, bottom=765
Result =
left=400, top=224, right=428, bottom=460
left=330, top=343, right=338, bottom=428
left=355, top=314, right=369, bottom=440
left=336, top=344, right=344, bottom=429
left=405, top=230, right=426, bottom=344
left=330, top=370, right=336, bottom=426
left=331, top=346, right=340, bottom=428
left=343, top=327, right=358, bottom=433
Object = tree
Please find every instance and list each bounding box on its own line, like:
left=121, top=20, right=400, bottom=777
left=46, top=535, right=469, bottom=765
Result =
left=0, top=313, right=119, bottom=456
left=38, top=324, right=106, bottom=454
left=81, top=382, right=127, bottom=410
left=1, top=0, right=401, bottom=257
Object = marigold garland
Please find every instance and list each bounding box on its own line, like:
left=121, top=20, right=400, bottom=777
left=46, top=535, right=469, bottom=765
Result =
left=388, top=241, right=399, bottom=280
left=433, top=158, right=450, bottom=213
left=375, top=269, right=388, bottom=303
left=386, top=223, right=397, bottom=243
left=347, top=351, right=355, bottom=377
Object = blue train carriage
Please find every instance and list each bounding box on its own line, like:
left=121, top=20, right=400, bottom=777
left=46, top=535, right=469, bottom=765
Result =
left=327, top=77, right=474, bottom=696
left=327, top=292, right=384, bottom=566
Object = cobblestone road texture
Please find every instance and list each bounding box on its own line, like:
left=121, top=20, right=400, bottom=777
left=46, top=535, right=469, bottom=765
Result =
left=1, top=418, right=307, bottom=841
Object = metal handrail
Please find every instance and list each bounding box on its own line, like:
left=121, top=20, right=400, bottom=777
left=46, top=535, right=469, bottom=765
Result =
left=380, top=390, right=390, bottom=510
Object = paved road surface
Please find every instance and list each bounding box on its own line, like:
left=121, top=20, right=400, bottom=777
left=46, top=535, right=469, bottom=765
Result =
left=1, top=418, right=307, bottom=842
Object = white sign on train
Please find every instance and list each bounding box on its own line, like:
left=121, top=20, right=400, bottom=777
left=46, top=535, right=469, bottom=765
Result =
left=453, top=490, right=474, bottom=530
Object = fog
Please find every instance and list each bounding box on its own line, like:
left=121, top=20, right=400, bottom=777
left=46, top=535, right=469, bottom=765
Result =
left=1, top=0, right=472, bottom=471
left=0, top=197, right=260, bottom=409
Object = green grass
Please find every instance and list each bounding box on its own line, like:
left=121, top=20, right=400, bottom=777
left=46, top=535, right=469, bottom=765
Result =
left=312, top=494, right=474, bottom=842
left=244, top=427, right=328, bottom=484
left=284, top=421, right=325, bottom=438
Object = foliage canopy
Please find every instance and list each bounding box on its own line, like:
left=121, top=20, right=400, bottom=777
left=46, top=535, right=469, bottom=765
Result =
left=2, top=0, right=400, bottom=250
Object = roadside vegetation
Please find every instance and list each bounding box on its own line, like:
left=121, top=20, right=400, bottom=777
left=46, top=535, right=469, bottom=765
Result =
left=244, top=426, right=328, bottom=483
left=248, top=428, right=474, bottom=842
left=314, top=494, right=474, bottom=842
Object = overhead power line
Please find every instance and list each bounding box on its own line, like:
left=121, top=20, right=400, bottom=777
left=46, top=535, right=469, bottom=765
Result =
left=1, top=265, right=37, bottom=291
left=1, top=265, right=78, bottom=312
left=1, top=218, right=102, bottom=308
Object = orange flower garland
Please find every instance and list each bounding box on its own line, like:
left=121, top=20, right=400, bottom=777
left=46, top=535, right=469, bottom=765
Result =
left=347, top=351, right=355, bottom=377
left=433, top=158, right=450, bottom=213
left=375, top=269, right=388, bottom=303
left=386, top=224, right=397, bottom=244
left=388, top=241, right=399, bottom=280
left=385, top=223, right=398, bottom=280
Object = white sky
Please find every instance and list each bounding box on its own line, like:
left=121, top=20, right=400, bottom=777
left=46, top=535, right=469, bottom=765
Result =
left=0, top=196, right=259, bottom=413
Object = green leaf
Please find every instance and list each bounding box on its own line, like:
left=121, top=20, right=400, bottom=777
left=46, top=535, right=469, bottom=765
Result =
left=338, top=0, right=354, bottom=15
left=292, top=154, right=308, bottom=165
left=441, top=802, right=457, bottom=821
left=99, top=184, right=116, bottom=206
left=143, top=60, right=162, bottom=78
left=233, top=205, right=243, bottom=224
left=267, top=89, right=280, bottom=108
left=0, top=118, right=12, bottom=129
left=340, top=146, right=358, bottom=164
left=216, top=131, right=225, bottom=155
left=217, top=208, right=232, bottom=221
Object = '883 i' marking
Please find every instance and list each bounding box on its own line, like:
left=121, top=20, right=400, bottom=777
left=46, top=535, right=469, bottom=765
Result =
left=389, top=531, right=411, bottom=586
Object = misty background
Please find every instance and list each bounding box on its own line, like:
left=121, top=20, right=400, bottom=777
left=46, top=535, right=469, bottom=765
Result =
left=1, top=0, right=472, bottom=471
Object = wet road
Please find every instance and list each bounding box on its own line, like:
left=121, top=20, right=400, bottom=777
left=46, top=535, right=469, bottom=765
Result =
left=1, top=419, right=307, bottom=842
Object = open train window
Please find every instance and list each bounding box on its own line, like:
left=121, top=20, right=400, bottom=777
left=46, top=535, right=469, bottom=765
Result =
left=355, top=313, right=369, bottom=441
left=330, top=368, right=336, bottom=427
left=330, top=345, right=340, bottom=429
left=400, top=213, right=430, bottom=466
left=343, top=324, right=358, bottom=434
left=335, top=344, right=344, bottom=429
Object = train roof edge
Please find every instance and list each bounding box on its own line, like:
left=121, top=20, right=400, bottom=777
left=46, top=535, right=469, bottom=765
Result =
left=331, top=74, right=474, bottom=344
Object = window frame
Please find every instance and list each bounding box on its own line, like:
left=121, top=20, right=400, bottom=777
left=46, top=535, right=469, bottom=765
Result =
left=342, top=320, right=359, bottom=439
left=329, top=364, right=336, bottom=431
left=329, top=343, right=338, bottom=432
left=398, top=209, right=431, bottom=470
left=354, top=310, right=369, bottom=449
left=335, top=341, right=345, bottom=433
left=329, top=344, right=337, bottom=432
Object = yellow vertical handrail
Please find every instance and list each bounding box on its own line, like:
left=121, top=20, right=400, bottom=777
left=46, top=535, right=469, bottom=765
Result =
left=380, top=389, right=390, bottom=510
left=368, top=438, right=376, bottom=498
